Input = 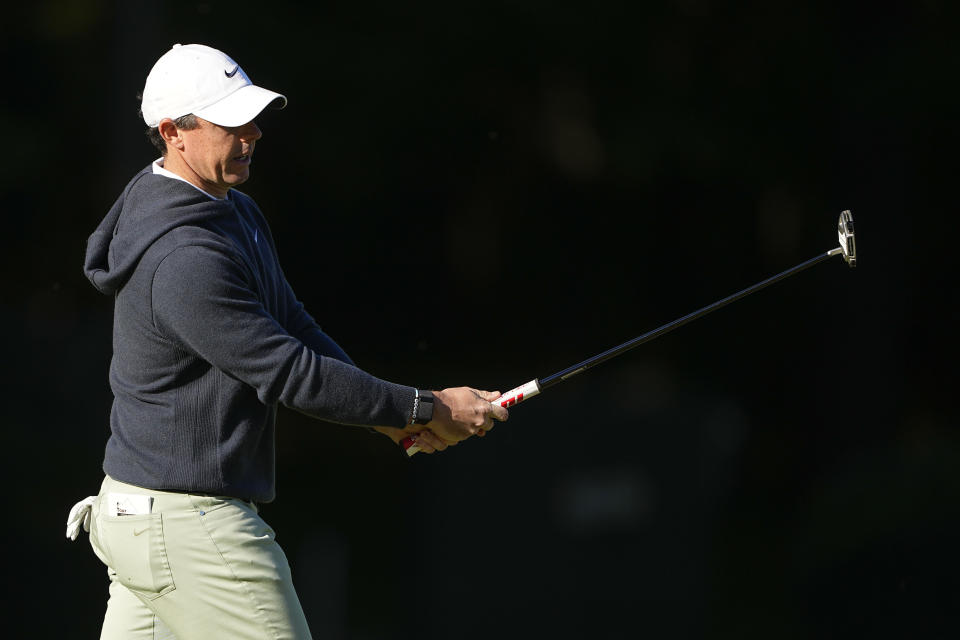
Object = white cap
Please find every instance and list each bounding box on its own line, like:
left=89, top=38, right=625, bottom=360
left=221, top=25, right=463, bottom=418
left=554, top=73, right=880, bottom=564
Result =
left=141, top=43, right=286, bottom=128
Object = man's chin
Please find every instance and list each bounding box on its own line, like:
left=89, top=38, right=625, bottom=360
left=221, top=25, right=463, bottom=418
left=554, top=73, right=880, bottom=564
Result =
left=225, top=171, right=251, bottom=187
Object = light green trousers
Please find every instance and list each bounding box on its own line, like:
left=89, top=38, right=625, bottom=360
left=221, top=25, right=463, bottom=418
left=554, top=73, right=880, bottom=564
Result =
left=89, top=476, right=312, bottom=639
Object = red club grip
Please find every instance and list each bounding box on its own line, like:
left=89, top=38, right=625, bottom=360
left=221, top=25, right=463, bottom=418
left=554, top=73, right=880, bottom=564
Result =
left=399, top=380, right=540, bottom=456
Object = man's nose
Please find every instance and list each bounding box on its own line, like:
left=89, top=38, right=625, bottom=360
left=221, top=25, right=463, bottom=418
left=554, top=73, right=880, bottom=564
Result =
left=240, top=121, right=262, bottom=141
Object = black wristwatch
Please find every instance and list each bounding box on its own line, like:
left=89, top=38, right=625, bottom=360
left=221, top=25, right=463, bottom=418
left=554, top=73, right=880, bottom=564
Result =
left=413, top=390, right=435, bottom=425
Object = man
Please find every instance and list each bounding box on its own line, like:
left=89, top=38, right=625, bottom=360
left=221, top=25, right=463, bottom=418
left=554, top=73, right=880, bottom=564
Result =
left=67, top=43, right=508, bottom=639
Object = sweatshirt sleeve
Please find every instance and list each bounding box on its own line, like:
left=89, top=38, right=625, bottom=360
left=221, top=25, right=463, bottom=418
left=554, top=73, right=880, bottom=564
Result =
left=278, top=275, right=355, bottom=366
left=151, top=243, right=413, bottom=428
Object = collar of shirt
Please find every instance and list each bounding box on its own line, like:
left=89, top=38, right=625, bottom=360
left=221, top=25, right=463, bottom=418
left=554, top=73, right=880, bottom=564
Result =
left=152, top=158, right=224, bottom=201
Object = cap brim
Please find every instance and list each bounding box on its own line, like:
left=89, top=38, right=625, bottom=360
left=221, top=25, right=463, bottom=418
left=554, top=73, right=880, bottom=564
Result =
left=193, top=84, right=287, bottom=127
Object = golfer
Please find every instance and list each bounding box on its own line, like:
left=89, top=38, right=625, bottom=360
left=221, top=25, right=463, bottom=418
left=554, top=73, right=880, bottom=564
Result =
left=67, top=43, right=508, bottom=639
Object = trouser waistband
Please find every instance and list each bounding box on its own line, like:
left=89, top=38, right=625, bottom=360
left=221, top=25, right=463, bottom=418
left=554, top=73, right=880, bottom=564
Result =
left=99, top=476, right=258, bottom=513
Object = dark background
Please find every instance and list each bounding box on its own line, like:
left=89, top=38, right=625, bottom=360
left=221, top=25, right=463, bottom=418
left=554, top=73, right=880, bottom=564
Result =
left=5, top=1, right=957, bottom=637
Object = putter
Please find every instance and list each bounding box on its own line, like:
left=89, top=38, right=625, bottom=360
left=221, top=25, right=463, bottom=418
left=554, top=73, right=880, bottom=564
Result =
left=402, top=210, right=857, bottom=455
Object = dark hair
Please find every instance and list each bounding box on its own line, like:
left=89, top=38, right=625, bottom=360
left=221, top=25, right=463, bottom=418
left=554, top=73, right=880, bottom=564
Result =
left=142, top=112, right=201, bottom=155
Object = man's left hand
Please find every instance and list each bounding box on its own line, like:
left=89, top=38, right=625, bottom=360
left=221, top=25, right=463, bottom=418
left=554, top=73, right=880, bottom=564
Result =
left=373, top=426, right=454, bottom=454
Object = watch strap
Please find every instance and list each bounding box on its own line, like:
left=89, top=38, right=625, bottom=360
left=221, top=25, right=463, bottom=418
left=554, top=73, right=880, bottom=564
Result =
left=413, top=389, right=434, bottom=425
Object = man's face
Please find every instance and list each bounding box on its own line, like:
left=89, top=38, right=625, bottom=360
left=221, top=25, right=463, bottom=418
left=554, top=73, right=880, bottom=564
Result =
left=171, top=117, right=262, bottom=198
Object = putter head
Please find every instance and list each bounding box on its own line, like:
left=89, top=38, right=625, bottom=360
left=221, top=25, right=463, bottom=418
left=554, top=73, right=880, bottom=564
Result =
left=837, top=210, right=856, bottom=267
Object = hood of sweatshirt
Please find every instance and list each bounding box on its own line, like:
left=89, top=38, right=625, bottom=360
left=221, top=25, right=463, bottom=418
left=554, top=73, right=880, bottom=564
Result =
left=84, top=165, right=237, bottom=295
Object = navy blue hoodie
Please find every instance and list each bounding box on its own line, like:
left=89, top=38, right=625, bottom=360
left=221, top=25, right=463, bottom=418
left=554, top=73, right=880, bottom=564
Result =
left=84, top=166, right=414, bottom=502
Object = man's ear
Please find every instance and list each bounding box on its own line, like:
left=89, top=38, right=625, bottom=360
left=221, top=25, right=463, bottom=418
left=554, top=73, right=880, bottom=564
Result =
left=158, top=118, right=185, bottom=152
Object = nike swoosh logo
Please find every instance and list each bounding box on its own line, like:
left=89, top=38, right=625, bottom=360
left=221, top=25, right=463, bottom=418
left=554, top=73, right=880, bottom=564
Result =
left=133, top=527, right=148, bottom=536
left=225, top=65, right=240, bottom=78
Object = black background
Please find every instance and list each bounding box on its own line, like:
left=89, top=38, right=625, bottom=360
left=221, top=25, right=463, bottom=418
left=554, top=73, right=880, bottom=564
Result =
left=4, top=1, right=957, bottom=638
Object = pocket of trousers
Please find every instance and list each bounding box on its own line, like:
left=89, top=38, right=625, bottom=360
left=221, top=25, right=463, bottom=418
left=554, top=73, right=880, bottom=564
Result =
left=99, top=512, right=176, bottom=600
